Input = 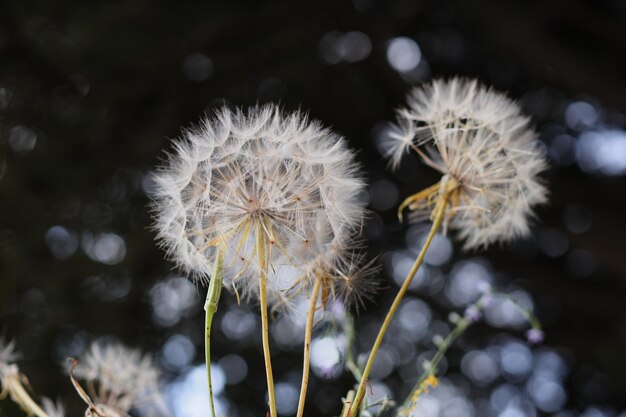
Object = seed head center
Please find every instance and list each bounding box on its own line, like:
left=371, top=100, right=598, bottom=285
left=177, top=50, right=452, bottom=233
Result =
left=245, top=197, right=266, bottom=220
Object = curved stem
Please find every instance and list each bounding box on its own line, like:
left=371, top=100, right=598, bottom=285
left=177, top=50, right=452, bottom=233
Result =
left=257, top=229, right=278, bottom=417
left=205, top=247, right=225, bottom=417
left=348, top=190, right=452, bottom=416
left=295, top=278, right=322, bottom=417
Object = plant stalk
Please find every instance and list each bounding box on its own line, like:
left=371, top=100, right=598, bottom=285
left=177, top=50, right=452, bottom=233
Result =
left=205, top=246, right=224, bottom=417
left=295, top=278, right=322, bottom=417
left=257, top=228, right=278, bottom=417
left=348, top=188, right=452, bottom=415
left=401, top=318, right=468, bottom=411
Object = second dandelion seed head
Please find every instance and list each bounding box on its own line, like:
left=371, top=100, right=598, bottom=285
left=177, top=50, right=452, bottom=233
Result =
left=389, top=78, right=548, bottom=249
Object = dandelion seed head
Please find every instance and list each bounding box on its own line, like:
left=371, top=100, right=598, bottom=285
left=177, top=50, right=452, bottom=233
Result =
left=333, top=252, right=381, bottom=313
left=389, top=78, right=548, bottom=249
left=71, top=340, right=166, bottom=417
left=152, top=105, right=366, bottom=307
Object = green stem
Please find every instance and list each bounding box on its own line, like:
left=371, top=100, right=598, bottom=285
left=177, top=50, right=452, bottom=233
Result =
left=400, top=318, right=469, bottom=411
left=348, top=189, right=452, bottom=416
left=491, top=290, right=542, bottom=330
left=344, top=314, right=362, bottom=381
left=205, top=247, right=225, bottom=417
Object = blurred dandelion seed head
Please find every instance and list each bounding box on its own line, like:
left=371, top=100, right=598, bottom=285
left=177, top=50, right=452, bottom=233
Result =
left=389, top=78, right=548, bottom=249
left=70, top=340, right=166, bottom=417
left=333, top=252, right=382, bottom=313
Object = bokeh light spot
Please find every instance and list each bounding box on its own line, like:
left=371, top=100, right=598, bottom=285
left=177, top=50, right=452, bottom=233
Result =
left=386, top=37, right=421, bottom=72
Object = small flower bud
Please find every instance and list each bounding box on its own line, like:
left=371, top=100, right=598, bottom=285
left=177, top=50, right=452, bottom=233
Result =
left=432, top=335, right=445, bottom=348
left=448, top=312, right=461, bottom=324
left=464, top=305, right=482, bottom=323
left=477, top=280, right=492, bottom=294
left=526, top=328, right=545, bottom=344
left=479, top=293, right=495, bottom=307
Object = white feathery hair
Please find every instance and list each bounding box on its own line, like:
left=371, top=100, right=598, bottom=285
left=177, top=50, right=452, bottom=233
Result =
left=71, top=340, right=166, bottom=417
left=0, top=337, right=20, bottom=383
left=41, top=398, right=66, bottom=417
left=0, top=337, right=19, bottom=370
left=388, top=78, right=548, bottom=249
left=151, top=104, right=366, bottom=308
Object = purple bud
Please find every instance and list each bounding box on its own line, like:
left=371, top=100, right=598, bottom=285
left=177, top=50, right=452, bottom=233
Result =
left=479, top=293, right=495, bottom=307
left=464, top=305, right=482, bottom=323
left=526, top=328, right=544, bottom=344
left=477, top=281, right=492, bottom=294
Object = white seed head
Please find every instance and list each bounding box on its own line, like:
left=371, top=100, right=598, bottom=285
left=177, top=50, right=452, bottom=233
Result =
left=71, top=340, right=165, bottom=417
left=151, top=105, right=366, bottom=307
left=389, top=78, right=548, bottom=249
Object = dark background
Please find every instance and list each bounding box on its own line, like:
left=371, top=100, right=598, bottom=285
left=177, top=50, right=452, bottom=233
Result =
left=1, top=1, right=625, bottom=416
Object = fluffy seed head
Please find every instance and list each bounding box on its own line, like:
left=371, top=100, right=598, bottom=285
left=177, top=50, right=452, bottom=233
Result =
left=151, top=105, right=366, bottom=306
left=389, top=78, right=548, bottom=249
left=70, top=340, right=165, bottom=417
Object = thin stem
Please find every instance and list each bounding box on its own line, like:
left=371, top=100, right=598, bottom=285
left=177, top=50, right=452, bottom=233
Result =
left=491, top=290, right=542, bottom=329
left=400, top=318, right=469, bottom=411
left=205, top=247, right=225, bottom=417
left=348, top=187, right=453, bottom=416
left=257, top=228, right=278, bottom=417
left=344, top=314, right=362, bottom=381
left=295, top=278, right=322, bottom=417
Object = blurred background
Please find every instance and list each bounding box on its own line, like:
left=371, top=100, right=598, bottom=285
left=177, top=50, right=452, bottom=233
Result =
left=1, top=0, right=626, bottom=416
